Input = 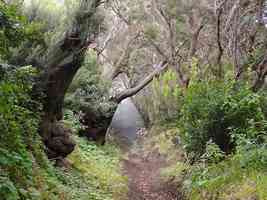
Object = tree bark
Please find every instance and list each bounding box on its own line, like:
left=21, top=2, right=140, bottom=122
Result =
left=215, top=4, right=224, bottom=79
left=38, top=0, right=102, bottom=159
left=252, top=53, right=267, bottom=92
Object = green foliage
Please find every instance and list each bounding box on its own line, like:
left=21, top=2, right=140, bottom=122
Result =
left=0, top=176, right=18, bottom=200
left=179, top=81, right=267, bottom=159
left=0, top=66, right=39, bottom=179
left=148, top=124, right=266, bottom=200
left=66, top=136, right=128, bottom=200
left=23, top=0, right=104, bottom=57
left=0, top=2, right=45, bottom=61
left=164, top=0, right=179, bottom=18
left=65, top=51, right=116, bottom=120
left=148, top=69, right=183, bottom=123
left=0, top=2, right=25, bottom=59
left=200, top=141, right=225, bottom=164
left=144, top=24, right=159, bottom=40
left=67, top=51, right=102, bottom=93
left=63, top=109, right=84, bottom=134
left=24, top=0, right=65, bottom=30
left=0, top=65, right=127, bottom=200
left=185, top=141, right=267, bottom=200
left=161, top=161, right=188, bottom=184
left=0, top=65, right=68, bottom=199
left=168, top=80, right=267, bottom=199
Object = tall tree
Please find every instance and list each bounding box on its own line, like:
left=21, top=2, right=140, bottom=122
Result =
left=38, top=0, right=103, bottom=159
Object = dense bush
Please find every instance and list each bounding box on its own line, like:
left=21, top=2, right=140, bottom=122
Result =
left=0, top=65, right=68, bottom=199
left=158, top=80, right=267, bottom=200
left=65, top=51, right=115, bottom=115
left=135, top=69, right=183, bottom=124
left=179, top=81, right=267, bottom=159
left=0, top=2, right=45, bottom=61
left=65, top=51, right=117, bottom=140
left=185, top=138, right=267, bottom=200
left=0, top=2, right=26, bottom=59
left=0, top=65, right=128, bottom=200
left=65, top=136, right=128, bottom=200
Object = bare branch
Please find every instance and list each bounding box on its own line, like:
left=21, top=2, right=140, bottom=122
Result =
left=147, top=37, right=169, bottom=61
left=189, top=22, right=205, bottom=59
left=110, top=1, right=130, bottom=25
left=112, top=60, right=168, bottom=103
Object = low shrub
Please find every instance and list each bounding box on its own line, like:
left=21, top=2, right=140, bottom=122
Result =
left=0, top=65, right=68, bottom=199
left=179, top=81, right=267, bottom=159
left=174, top=80, right=267, bottom=200
left=65, top=51, right=116, bottom=121
left=66, top=136, right=128, bottom=200
left=0, top=65, right=128, bottom=199
left=185, top=141, right=267, bottom=200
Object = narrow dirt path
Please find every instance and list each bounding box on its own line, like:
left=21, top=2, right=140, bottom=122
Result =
left=123, top=146, right=180, bottom=200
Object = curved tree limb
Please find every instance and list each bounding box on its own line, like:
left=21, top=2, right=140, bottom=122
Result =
left=112, top=60, right=168, bottom=103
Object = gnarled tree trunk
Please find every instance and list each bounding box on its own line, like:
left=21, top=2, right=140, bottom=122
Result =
left=38, top=0, right=102, bottom=159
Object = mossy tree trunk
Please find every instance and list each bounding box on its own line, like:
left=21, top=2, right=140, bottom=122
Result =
left=38, top=0, right=102, bottom=159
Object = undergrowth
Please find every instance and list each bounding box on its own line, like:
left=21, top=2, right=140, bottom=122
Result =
left=62, top=108, right=128, bottom=200
left=0, top=65, right=67, bottom=199
left=65, top=136, right=128, bottom=200
left=184, top=141, right=267, bottom=200
left=159, top=81, right=267, bottom=200
left=0, top=65, right=128, bottom=200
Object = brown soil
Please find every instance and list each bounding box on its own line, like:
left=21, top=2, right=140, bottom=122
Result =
left=123, top=147, right=181, bottom=200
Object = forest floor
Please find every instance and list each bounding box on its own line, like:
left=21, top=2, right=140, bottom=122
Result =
left=122, top=130, right=183, bottom=200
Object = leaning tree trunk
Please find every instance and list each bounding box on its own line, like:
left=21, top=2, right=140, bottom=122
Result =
left=38, top=0, right=102, bottom=159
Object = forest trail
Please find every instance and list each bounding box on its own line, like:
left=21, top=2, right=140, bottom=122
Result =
left=122, top=138, right=181, bottom=200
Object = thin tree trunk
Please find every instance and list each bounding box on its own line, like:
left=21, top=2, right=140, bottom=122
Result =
left=216, top=6, right=224, bottom=79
